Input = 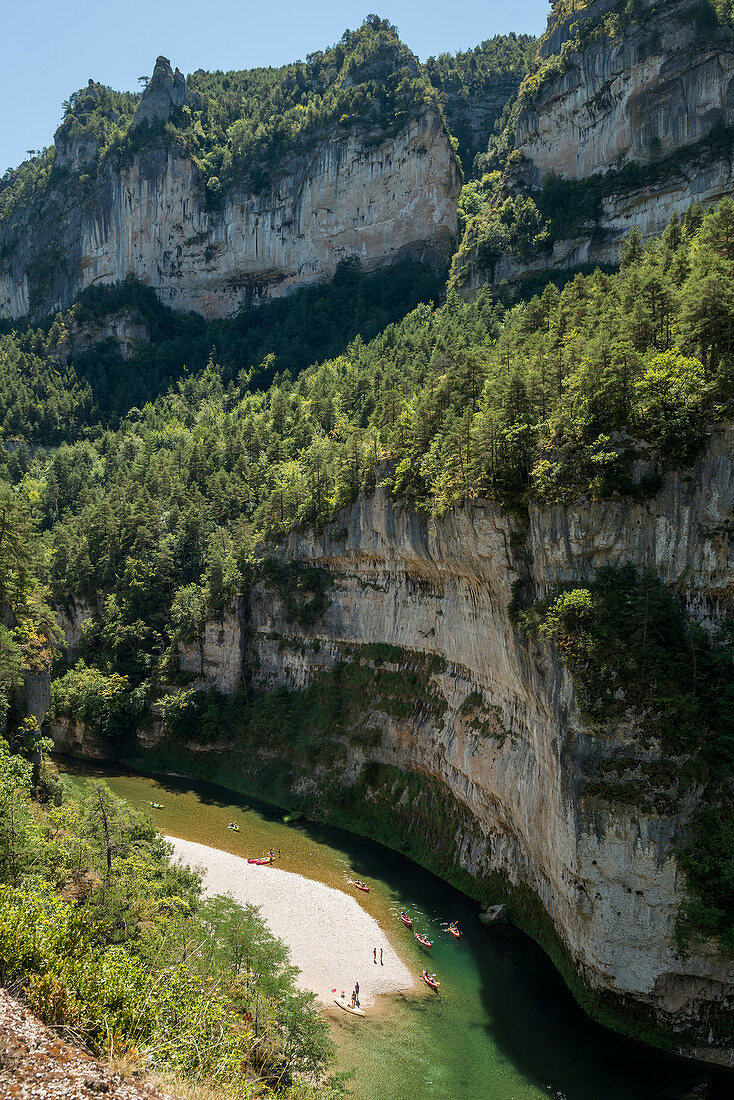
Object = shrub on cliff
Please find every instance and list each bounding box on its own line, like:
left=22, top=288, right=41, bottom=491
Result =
left=521, top=565, right=734, bottom=952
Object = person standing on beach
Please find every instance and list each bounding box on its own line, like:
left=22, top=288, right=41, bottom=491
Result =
left=355, top=981, right=360, bottom=1006
left=373, top=947, right=377, bottom=963
left=380, top=948, right=383, bottom=965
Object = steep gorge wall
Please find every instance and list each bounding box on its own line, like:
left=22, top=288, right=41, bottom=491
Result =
left=516, top=0, right=734, bottom=183
left=0, top=105, right=459, bottom=321
left=102, top=425, right=734, bottom=1063
left=459, top=0, right=734, bottom=288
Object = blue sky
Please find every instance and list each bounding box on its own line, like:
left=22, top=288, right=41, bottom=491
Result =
left=2, top=1, right=550, bottom=174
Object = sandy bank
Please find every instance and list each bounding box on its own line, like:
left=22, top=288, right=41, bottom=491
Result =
left=168, top=836, right=415, bottom=1008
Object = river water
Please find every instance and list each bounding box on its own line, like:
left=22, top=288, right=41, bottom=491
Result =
left=59, top=759, right=733, bottom=1100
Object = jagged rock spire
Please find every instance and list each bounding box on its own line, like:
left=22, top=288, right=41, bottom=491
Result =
left=134, top=56, right=187, bottom=124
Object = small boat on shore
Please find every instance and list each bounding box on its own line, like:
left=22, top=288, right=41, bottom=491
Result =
left=399, top=911, right=413, bottom=927
left=415, top=933, right=433, bottom=948
left=422, top=970, right=439, bottom=991
left=448, top=923, right=461, bottom=938
left=354, top=880, right=370, bottom=893
left=334, top=996, right=366, bottom=1017
left=148, top=802, right=163, bottom=810
left=248, top=855, right=273, bottom=865
left=227, top=822, right=240, bottom=832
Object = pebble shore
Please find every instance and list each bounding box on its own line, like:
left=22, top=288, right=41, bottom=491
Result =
left=169, top=836, right=415, bottom=1008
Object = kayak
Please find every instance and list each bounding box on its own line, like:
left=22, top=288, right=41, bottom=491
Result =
left=334, top=997, right=366, bottom=1017
left=415, top=933, right=433, bottom=948
left=422, top=970, right=439, bottom=991
left=227, top=823, right=240, bottom=831
left=448, top=924, right=461, bottom=938
left=399, top=912, right=413, bottom=927
left=148, top=802, right=163, bottom=809
left=354, top=881, right=370, bottom=893
left=248, top=856, right=273, bottom=865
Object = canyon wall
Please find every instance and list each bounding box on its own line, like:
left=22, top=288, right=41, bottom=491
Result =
left=515, top=0, right=734, bottom=183
left=83, top=424, right=732, bottom=1064
left=457, top=0, right=734, bottom=288
left=0, top=75, right=460, bottom=321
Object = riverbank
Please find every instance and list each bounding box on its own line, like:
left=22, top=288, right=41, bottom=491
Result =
left=169, top=836, right=415, bottom=1008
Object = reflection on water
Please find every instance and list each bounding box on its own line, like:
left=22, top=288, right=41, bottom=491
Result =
left=59, top=758, right=733, bottom=1100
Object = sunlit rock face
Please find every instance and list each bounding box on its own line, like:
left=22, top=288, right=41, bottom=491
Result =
left=455, top=0, right=734, bottom=289
left=47, top=427, right=734, bottom=1064
left=0, top=99, right=460, bottom=321
left=515, top=0, right=734, bottom=183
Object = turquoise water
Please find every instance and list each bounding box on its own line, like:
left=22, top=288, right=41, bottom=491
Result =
left=60, top=759, right=732, bottom=1100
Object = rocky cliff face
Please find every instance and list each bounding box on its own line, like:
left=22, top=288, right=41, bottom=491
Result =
left=458, top=0, right=734, bottom=287
left=113, top=425, right=733, bottom=1065
left=516, top=0, right=734, bottom=183
left=0, top=89, right=459, bottom=321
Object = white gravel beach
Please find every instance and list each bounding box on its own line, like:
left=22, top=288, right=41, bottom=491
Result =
left=169, top=836, right=415, bottom=1008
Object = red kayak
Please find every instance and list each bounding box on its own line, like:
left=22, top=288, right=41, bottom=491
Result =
left=248, top=856, right=273, bottom=865
left=354, top=881, right=370, bottom=893
left=415, top=933, right=433, bottom=948
left=399, top=912, right=413, bottom=927
left=448, top=923, right=461, bottom=938
left=422, top=970, right=439, bottom=991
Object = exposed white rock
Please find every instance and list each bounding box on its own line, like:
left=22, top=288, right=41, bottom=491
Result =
left=48, top=427, right=734, bottom=1063
left=0, top=106, right=459, bottom=321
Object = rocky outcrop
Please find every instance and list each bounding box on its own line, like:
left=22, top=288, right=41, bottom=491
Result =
left=0, top=97, right=459, bottom=321
left=133, top=424, right=732, bottom=1064
left=516, top=0, right=734, bottom=183
left=134, top=56, right=188, bottom=125
left=458, top=0, right=734, bottom=287
left=178, top=612, right=244, bottom=694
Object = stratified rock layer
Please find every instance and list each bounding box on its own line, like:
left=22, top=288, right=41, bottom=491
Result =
left=0, top=103, right=459, bottom=320
left=131, top=426, right=732, bottom=1064
left=457, top=0, right=734, bottom=287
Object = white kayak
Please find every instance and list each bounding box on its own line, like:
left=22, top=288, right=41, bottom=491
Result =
left=333, top=997, right=366, bottom=1017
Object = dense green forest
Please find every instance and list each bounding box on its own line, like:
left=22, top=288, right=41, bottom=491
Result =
left=423, top=33, right=534, bottom=171
left=0, top=258, right=444, bottom=425
left=0, top=200, right=731, bottom=937
left=0, top=744, right=340, bottom=1097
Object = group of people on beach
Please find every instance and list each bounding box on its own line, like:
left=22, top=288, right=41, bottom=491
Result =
left=342, top=945, right=384, bottom=1009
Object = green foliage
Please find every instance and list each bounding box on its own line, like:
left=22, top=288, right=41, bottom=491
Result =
left=1, top=18, right=435, bottom=223
left=3, top=258, right=444, bottom=425
left=0, top=331, right=93, bottom=443
left=49, top=660, right=129, bottom=732
left=0, top=205, right=729, bottom=736
left=423, top=34, right=535, bottom=170
left=521, top=565, right=734, bottom=950
left=0, top=486, right=60, bottom=724
left=0, top=774, right=338, bottom=1096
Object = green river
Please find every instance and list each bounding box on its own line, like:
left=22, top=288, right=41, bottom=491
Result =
left=60, top=759, right=732, bottom=1100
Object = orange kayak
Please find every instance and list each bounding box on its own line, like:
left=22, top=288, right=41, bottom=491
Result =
left=422, top=970, right=439, bottom=990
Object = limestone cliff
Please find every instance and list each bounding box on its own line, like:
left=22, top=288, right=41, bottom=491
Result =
left=0, top=80, right=459, bottom=321
left=109, top=424, right=732, bottom=1066
left=456, top=0, right=734, bottom=288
